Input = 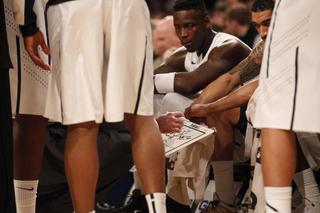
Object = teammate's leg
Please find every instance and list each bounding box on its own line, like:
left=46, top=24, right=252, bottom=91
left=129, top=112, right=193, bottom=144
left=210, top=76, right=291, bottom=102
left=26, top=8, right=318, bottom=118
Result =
left=64, top=121, right=99, bottom=213
left=124, top=114, right=166, bottom=213
left=261, top=128, right=296, bottom=213
left=13, top=114, right=48, bottom=213
left=0, top=68, right=16, bottom=213
left=207, top=107, right=241, bottom=207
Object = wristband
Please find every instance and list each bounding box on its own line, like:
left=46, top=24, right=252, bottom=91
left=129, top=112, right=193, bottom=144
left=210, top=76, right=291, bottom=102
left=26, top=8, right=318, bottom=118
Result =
left=154, top=72, right=176, bottom=94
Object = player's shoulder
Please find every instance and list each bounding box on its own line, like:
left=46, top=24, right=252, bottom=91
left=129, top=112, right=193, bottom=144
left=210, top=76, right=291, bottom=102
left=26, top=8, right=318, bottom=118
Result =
left=209, top=32, right=251, bottom=56
left=215, top=32, right=241, bottom=43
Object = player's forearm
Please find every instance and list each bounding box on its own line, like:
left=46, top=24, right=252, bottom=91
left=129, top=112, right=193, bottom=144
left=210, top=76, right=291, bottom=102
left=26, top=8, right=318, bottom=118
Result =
left=192, top=41, right=264, bottom=105
left=192, top=73, right=238, bottom=105
left=207, top=79, right=259, bottom=113
left=173, top=61, right=231, bottom=96
left=154, top=64, right=171, bottom=74
left=173, top=72, right=208, bottom=96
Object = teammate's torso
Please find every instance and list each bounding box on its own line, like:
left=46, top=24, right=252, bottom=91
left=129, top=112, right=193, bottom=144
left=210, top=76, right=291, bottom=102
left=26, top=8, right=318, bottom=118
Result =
left=184, top=32, right=243, bottom=72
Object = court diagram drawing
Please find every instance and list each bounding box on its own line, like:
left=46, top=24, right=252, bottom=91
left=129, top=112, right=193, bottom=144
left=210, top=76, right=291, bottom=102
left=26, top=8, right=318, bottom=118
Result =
left=162, top=119, right=216, bottom=156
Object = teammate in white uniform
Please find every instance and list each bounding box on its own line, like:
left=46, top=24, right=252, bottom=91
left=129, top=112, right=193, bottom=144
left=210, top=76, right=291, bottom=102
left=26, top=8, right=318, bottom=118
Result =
left=185, top=0, right=320, bottom=212
left=153, top=0, right=251, bottom=114
left=13, top=0, right=167, bottom=212
left=251, top=0, right=320, bottom=212
left=5, top=1, right=52, bottom=212
left=151, top=0, right=251, bottom=210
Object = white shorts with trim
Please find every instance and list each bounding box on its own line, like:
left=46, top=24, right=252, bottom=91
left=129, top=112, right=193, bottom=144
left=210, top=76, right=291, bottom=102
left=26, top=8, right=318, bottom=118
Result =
left=45, top=0, right=154, bottom=124
left=5, top=0, right=50, bottom=117
left=253, top=0, right=320, bottom=132
left=248, top=87, right=320, bottom=171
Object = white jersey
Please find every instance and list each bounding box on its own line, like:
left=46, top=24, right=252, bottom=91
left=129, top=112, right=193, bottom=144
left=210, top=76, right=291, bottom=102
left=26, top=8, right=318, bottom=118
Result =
left=5, top=0, right=50, bottom=117
left=253, top=0, right=320, bottom=132
left=184, top=32, right=247, bottom=72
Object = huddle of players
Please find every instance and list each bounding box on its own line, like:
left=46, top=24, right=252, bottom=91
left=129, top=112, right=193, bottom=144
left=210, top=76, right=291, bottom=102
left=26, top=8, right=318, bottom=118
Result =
left=7, top=0, right=320, bottom=213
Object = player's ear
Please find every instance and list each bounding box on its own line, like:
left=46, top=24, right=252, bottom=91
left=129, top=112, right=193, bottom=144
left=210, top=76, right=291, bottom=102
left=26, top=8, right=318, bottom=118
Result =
left=204, top=16, right=211, bottom=29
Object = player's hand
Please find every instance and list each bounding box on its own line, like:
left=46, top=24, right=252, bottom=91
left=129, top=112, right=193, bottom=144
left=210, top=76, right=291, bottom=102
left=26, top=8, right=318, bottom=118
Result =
left=156, top=111, right=184, bottom=133
left=184, top=103, right=211, bottom=120
left=24, top=30, right=51, bottom=70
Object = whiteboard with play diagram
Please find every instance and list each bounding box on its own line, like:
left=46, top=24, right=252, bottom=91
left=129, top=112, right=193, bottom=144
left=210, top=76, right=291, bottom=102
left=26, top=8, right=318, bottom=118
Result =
left=162, top=119, right=216, bottom=157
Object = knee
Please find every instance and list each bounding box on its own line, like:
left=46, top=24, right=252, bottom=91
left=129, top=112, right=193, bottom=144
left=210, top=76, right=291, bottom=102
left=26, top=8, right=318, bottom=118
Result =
left=161, top=93, right=194, bottom=114
left=207, top=111, right=229, bottom=127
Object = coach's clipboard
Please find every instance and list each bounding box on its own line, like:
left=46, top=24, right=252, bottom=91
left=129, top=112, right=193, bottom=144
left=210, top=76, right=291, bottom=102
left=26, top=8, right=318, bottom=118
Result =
left=162, top=118, right=216, bottom=157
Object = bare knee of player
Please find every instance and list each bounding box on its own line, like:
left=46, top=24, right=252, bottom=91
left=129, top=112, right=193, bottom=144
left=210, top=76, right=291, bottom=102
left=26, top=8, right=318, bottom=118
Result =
left=206, top=111, right=222, bottom=128
left=67, top=121, right=99, bottom=132
left=14, top=114, right=48, bottom=130
left=210, top=110, right=239, bottom=161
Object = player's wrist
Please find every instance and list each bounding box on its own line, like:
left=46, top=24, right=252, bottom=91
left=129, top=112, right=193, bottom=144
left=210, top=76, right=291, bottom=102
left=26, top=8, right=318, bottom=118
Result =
left=154, top=72, right=176, bottom=94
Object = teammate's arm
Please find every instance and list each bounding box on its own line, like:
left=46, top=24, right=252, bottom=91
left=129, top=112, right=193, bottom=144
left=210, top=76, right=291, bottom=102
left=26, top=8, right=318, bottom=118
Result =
left=185, top=79, right=259, bottom=119
left=173, top=39, right=251, bottom=96
left=154, top=48, right=187, bottom=74
left=191, top=40, right=264, bottom=105
left=23, top=31, right=50, bottom=70
left=13, top=0, right=50, bottom=70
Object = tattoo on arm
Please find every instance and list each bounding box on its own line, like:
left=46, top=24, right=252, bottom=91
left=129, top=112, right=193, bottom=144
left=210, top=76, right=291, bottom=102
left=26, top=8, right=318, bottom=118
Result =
left=229, top=41, right=265, bottom=84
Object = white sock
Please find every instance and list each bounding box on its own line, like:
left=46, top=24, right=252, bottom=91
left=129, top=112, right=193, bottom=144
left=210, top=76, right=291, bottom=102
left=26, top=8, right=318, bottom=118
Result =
left=145, top=193, right=167, bottom=213
left=265, top=186, right=292, bottom=213
left=14, top=179, right=39, bottom=213
left=293, top=168, right=320, bottom=212
left=133, top=171, right=145, bottom=195
left=212, top=161, right=236, bottom=205
left=293, top=168, right=320, bottom=200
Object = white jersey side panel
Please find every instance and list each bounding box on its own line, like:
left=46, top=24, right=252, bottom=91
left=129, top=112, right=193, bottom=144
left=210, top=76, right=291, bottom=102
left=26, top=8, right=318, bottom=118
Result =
left=5, top=0, right=50, bottom=117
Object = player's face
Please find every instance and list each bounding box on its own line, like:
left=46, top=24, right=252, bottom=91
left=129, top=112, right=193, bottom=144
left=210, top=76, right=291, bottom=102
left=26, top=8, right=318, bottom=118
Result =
left=173, top=10, right=210, bottom=52
left=252, top=9, right=272, bottom=42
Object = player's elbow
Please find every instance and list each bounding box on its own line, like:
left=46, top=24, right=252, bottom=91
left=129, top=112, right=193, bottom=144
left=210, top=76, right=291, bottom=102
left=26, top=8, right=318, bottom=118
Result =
left=221, top=73, right=239, bottom=93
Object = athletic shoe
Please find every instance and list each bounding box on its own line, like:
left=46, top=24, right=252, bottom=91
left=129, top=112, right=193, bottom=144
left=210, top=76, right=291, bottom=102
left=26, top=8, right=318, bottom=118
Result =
left=110, top=189, right=191, bottom=213
left=112, top=189, right=148, bottom=213
left=201, top=193, right=236, bottom=213
left=166, top=195, right=192, bottom=213
left=96, top=200, right=117, bottom=212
